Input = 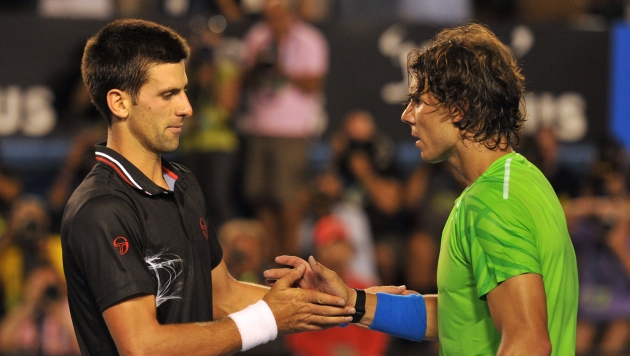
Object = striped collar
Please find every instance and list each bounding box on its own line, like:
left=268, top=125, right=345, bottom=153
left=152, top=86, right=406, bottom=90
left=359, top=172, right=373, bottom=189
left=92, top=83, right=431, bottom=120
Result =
left=94, top=143, right=180, bottom=195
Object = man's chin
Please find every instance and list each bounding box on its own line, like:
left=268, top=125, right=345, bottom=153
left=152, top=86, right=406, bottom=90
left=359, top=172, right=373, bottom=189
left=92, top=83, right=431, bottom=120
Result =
left=156, top=141, right=179, bottom=155
left=421, top=152, right=447, bottom=164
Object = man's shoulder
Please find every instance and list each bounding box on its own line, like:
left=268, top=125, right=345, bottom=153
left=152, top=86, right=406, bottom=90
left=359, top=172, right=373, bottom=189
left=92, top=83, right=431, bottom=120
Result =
left=461, top=179, right=503, bottom=207
left=466, top=154, right=546, bottom=201
left=63, top=164, right=136, bottom=228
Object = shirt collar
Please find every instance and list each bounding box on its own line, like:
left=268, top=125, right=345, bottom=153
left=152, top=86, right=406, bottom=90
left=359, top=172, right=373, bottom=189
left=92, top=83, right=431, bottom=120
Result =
left=94, top=143, right=180, bottom=195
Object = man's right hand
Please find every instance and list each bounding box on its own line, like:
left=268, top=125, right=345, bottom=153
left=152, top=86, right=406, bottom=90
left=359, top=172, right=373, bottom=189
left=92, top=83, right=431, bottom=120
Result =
left=262, top=263, right=354, bottom=333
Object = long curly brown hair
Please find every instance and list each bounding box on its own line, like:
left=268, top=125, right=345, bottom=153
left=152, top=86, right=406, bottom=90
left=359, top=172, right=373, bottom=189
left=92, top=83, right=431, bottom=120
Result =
left=407, top=23, right=525, bottom=150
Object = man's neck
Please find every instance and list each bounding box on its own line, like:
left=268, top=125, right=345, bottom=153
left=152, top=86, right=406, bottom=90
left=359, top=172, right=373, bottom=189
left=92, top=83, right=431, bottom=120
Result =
left=448, top=140, right=513, bottom=186
left=106, top=131, right=169, bottom=190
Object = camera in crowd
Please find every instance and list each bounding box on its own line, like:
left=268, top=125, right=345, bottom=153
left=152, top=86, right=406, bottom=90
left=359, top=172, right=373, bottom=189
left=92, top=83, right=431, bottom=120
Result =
left=14, top=218, right=44, bottom=244
left=256, top=41, right=279, bottom=69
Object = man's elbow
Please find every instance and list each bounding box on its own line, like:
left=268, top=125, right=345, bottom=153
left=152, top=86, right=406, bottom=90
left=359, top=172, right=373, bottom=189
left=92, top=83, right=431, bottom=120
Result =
left=118, top=341, right=165, bottom=356
left=117, top=345, right=150, bottom=356
left=527, top=340, right=551, bottom=356
left=530, top=332, right=552, bottom=356
left=114, top=329, right=163, bottom=356
left=499, top=335, right=552, bottom=356
left=536, top=340, right=552, bottom=356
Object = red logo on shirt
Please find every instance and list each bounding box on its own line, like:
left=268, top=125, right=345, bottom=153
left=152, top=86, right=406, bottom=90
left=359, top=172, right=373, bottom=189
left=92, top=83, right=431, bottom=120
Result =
left=113, top=236, right=129, bottom=255
left=200, top=218, right=208, bottom=239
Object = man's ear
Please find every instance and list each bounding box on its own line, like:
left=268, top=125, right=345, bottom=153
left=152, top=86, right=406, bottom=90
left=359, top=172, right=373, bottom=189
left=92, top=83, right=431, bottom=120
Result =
left=106, top=89, right=130, bottom=120
left=451, top=102, right=468, bottom=124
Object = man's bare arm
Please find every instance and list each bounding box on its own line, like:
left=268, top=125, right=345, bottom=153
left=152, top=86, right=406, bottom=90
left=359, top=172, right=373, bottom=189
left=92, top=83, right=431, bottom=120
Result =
left=487, top=273, right=551, bottom=356
left=103, top=294, right=243, bottom=356
left=211, top=260, right=268, bottom=319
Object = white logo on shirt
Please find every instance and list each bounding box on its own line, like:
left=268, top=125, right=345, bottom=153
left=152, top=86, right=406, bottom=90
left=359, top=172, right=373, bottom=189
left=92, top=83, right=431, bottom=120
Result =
left=145, top=250, right=184, bottom=307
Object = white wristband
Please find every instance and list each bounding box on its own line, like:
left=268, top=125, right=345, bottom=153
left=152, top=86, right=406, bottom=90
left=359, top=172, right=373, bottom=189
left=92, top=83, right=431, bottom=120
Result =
left=228, top=300, right=278, bottom=351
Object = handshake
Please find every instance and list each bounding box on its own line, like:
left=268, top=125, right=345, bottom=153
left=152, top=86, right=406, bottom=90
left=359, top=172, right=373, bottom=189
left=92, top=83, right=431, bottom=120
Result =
left=229, top=254, right=427, bottom=353
left=256, top=255, right=411, bottom=333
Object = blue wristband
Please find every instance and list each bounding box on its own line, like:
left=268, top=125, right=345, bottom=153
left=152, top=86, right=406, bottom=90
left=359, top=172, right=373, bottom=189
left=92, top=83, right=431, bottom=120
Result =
left=369, top=293, right=427, bottom=342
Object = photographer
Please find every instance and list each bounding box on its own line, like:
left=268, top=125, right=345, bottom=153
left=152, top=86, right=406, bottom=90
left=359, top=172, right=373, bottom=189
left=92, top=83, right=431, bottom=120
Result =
left=240, top=0, right=329, bottom=258
left=0, top=266, right=79, bottom=355
left=0, top=196, right=64, bottom=314
left=330, top=110, right=407, bottom=286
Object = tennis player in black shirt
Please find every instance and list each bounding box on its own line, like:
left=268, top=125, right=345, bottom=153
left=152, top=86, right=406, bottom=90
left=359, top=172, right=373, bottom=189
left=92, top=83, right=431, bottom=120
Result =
left=61, top=18, right=356, bottom=355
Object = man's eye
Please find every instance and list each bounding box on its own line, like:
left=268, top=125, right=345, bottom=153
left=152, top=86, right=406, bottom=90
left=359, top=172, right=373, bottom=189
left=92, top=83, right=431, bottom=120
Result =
left=402, top=94, right=416, bottom=106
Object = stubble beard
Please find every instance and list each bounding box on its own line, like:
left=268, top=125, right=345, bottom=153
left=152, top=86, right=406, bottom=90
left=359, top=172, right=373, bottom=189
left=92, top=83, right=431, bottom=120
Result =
left=153, top=136, right=180, bottom=154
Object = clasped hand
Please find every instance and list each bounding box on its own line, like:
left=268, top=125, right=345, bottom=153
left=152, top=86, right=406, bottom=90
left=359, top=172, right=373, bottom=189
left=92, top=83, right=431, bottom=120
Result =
left=261, top=262, right=354, bottom=334
left=264, top=256, right=410, bottom=310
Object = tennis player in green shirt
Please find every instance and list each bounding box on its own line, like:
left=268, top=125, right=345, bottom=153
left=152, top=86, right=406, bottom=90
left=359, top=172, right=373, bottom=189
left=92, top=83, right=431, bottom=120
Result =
left=266, top=22, right=579, bottom=355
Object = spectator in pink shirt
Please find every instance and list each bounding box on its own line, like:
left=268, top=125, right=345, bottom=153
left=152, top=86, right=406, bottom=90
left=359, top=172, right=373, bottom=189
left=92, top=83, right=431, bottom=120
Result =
left=240, top=0, right=329, bottom=259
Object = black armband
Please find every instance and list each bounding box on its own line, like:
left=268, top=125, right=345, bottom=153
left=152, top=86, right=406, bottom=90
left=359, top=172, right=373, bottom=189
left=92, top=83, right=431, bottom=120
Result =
left=351, top=289, right=366, bottom=323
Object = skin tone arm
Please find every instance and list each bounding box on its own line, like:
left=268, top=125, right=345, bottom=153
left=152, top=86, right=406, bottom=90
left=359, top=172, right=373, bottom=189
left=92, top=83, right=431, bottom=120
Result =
left=486, top=273, right=552, bottom=356
left=211, top=260, right=267, bottom=319
left=103, top=261, right=354, bottom=356
left=264, top=256, right=439, bottom=340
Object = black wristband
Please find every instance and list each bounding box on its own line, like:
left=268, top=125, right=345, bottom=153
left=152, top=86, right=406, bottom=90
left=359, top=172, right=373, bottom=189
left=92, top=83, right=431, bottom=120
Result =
left=351, top=289, right=366, bottom=323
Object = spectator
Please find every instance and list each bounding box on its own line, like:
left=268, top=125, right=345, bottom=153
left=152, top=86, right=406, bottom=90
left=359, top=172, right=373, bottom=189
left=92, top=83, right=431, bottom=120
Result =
left=0, top=266, right=79, bottom=355
left=602, top=206, right=630, bottom=355
left=520, top=125, right=582, bottom=202
left=0, top=196, right=63, bottom=314
left=47, top=128, right=102, bottom=233
left=219, top=218, right=291, bottom=356
left=0, top=160, right=22, bottom=222
left=297, top=170, right=380, bottom=284
left=180, top=29, right=242, bottom=228
left=564, top=167, right=630, bottom=356
left=219, top=218, right=271, bottom=284
left=284, top=215, right=389, bottom=356
left=403, top=161, right=465, bottom=294
left=240, top=0, right=329, bottom=257
left=0, top=140, right=23, bottom=223
left=331, top=110, right=407, bottom=285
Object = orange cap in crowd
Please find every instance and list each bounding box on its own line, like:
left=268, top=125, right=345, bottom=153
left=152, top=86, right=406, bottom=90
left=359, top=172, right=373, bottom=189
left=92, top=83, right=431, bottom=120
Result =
left=313, top=215, right=348, bottom=247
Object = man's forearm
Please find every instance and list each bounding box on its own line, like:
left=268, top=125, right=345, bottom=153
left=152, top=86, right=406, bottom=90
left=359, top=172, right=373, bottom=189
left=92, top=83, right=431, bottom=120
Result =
left=213, top=280, right=269, bottom=319
left=104, top=295, right=245, bottom=356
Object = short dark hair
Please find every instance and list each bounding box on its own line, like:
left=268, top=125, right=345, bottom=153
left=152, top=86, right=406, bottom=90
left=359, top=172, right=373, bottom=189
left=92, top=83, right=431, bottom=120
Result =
left=407, top=23, right=525, bottom=149
left=81, top=19, right=190, bottom=125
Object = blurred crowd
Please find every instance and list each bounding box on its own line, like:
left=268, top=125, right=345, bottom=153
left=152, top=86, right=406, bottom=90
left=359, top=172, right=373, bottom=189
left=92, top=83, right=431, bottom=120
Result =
left=0, top=0, right=629, bottom=355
